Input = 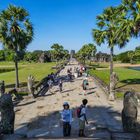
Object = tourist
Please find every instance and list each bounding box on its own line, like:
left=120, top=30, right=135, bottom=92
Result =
left=59, top=79, right=63, bottom=92
left=82, top=78, right=89, bottom=92
left=76, top=67, right=80, bottom=77
left=78, top=99, right=88, bottom=137
left=67, top=68, right=72, bottom=80
left=48, top=79, right=53, bottom=89
left=60, top=102, right=72, bottom=137
left=50, top=72, right=55, bottom=83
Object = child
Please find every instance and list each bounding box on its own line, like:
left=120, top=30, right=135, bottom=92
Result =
left=79, top=99, right=88, bottom=137
left=61, top=102, right=72, bottom=137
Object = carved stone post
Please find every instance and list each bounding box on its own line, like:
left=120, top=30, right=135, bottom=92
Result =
left=0, top=94, right=15, bottom=134
left=27, top=75, right=36, bottom=98
left=27, top=75, right=35, bottom=93
left=0, top=81, right=5, bottom=96
left=122, top=91, right=138, bottom=132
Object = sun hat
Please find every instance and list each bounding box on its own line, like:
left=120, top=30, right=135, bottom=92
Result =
left=63, top=102, right=69, bottom=106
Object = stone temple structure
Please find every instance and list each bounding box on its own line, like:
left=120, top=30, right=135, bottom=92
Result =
left=70, top=50, right=75, bottom=59
left=95, top=51, right=110, bottom=62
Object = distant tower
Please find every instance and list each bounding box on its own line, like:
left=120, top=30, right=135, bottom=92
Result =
left=70, top=50, right=75, bottom=59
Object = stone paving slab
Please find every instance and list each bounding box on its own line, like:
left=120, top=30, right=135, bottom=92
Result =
left=2, top=60, right=138, bottom=140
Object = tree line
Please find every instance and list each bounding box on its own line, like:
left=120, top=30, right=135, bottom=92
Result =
left=0, top=5, right=69, bottom=88
left=0, top=44, right=69, bottom=63
left=114, top=46, right=140, bottom=64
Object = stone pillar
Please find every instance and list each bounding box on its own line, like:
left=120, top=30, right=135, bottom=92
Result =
left=0, top=94, right=15, bottom=134
left=0, top=81, right=5, bottom=96
left=27, top=75, right=35, bottom=93
left=122, top=91, right=138, bottom=132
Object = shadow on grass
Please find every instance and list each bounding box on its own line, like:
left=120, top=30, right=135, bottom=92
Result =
left=120, top=79, right=140, bottom=84
left=5, top=81, right=39, bottom=89
left=117, top=79, right=140, bottom=89
left=10, top=105, right=137, bottom=139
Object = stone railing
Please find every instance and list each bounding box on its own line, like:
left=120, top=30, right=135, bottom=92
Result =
left=91, top=74, right=109, bottom=95
left=28, top=62, right=66, bottom=98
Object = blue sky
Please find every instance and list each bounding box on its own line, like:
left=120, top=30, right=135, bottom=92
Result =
left=0, top=0, right=140, bottom=54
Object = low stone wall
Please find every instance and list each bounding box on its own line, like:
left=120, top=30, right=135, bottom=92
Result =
left=91, top=74, right=109, bottom=95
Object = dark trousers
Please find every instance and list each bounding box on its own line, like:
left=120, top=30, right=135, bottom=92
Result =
left=63, top=122, right=71, bottom=137
left=59, top=85, right=62, bottom=92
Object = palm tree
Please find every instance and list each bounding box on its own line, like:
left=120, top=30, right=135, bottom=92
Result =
left=76, top=43, right=96, bottom=64
left=51, top=43, right=64, bottom=62
left=118, top=0, right=140, bottom=45
left=0, top=5, right=33, bottom=88
left=87, top=43, right=97, bottom=64
left=93, top=6, right=128, bottom=101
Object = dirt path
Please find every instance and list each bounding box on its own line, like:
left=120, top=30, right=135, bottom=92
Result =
left=3, top=60, right=137, bottom=140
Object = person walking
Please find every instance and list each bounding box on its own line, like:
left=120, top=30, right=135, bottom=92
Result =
left=60, top=102, right=72, bottom=137
left=78, top=99, right=88, bottom=137
left=59, top=79, right=63, bottom=92
left=82, top=78, right=89, bottom=95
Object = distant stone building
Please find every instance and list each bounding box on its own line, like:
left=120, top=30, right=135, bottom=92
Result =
left=70, top=50, right=75, bottom=59
left=95, top=52, right=110, bottom=62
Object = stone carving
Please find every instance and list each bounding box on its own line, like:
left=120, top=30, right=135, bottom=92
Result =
left=0, top=81, right=5, bottom=96
left=122, top=91, right=138, bottom=132
left=28, top=75, right=35, bottom=93
left=27, top=75, right=50, bottom=98
left=0, top=94, right=15, bottom=134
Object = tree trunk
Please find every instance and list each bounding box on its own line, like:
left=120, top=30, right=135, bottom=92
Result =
left=109, top=47, right=115, bottom=101
left=15, top=53, right=19, bottom=88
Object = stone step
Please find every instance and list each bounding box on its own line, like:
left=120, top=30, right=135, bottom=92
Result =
left=1, top=132, right=136, bottom=140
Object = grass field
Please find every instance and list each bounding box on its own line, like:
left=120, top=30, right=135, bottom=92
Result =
left=0, top=62, right=56, bottom=88
left=89, top=67, right=140, bottom=92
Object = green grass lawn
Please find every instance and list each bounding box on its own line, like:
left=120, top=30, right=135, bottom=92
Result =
left=0, top=62, right=56, bottom=88
left=89, top=67, right=140, bottom=92
left=86, top=61, right=109, bottom=69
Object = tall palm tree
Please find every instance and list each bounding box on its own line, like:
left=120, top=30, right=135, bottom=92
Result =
left=0, top=5, right=33, bottom=88
left=93, top=6, right=128, bottom=101
left=118, top=0, right=140, bottom=45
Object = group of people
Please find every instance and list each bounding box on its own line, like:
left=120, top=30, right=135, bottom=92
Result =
left=47, top=72, right=56, bottom=89
left=60, top=99, right=88, bottom=137
left=48, top=66, right=90, bottom=137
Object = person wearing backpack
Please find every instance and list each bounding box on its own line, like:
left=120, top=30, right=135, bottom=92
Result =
left=78, top=99, right=88, bottom=137
left=60, top=102, right=72, bottom=137
left=82, top=78, right=89, bottom=92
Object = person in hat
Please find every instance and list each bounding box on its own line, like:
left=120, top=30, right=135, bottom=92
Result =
left=60, top=102, right=72, bottom=137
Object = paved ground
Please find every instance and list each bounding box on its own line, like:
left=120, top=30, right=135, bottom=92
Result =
left=2, top=60, right=139, bottom=140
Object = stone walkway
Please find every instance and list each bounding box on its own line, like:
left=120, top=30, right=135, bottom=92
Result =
left=2, top=60, right=138, bottom=140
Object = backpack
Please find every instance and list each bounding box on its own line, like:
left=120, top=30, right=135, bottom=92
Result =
left=76, top=105, right=83, bottom=118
